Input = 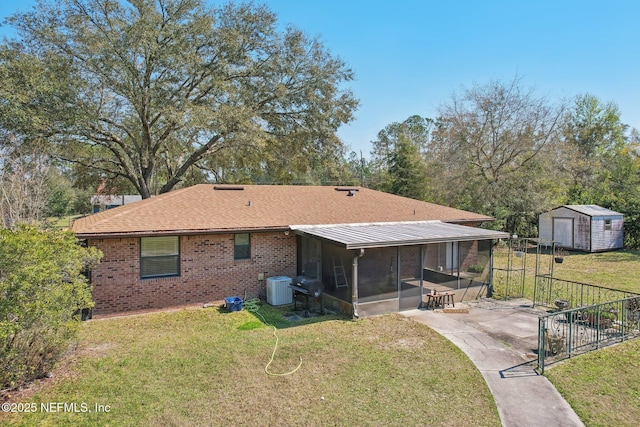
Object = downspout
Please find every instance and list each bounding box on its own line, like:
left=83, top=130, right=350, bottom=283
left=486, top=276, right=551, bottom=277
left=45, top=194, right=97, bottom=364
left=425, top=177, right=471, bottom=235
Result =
left=352, top=249, right=365, bottom=318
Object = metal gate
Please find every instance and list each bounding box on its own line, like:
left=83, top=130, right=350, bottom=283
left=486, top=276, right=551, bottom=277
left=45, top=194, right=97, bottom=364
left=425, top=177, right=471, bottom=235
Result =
left=538, top=295, right=640, bottom=374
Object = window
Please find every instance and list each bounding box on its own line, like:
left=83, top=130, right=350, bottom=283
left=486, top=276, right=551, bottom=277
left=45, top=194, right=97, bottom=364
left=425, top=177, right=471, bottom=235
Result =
left=604, top=219, right=612, bottom=231
left=234, top=233, right=250, bottom=260
left=140, top=236, right=180, bottom=278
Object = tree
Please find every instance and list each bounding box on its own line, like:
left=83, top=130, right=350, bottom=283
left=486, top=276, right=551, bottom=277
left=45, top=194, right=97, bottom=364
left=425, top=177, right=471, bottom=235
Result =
left=369, top=115, right=432, bottom=192
left=432, top=77, right=564, bottom=234
left=370, top=115, right=433, bottom=170
left=596, top=141, right=640, bottom=248
left=345, top=150, right=372, bottom=187
left=561, top=93, right=626, bottom=199
left=44, top=169, right=76, bottom=218
left=2, top=0, right=358, bottom=198
left=0, top=225, right=102, bottom=389
left=1, top=134, right=87, bottom=225
left=560, top=96, right=640, bottom=247
left=0, top=138, right=50, bottom=228
left=387, top=137, right=429, bottom=200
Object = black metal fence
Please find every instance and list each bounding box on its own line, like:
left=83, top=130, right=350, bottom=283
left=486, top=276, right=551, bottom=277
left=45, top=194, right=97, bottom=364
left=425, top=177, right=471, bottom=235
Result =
left=537, top=295, right=640, bottom=374
left=533, top=275, right=637, bottom=309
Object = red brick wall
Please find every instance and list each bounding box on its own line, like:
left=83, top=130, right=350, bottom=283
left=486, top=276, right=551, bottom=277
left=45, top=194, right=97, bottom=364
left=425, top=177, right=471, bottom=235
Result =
left=400, top=246, right=422, bottom=279
left=459, top=240, right=479, bottom=271
left=88, top=232, right=296, bottom=314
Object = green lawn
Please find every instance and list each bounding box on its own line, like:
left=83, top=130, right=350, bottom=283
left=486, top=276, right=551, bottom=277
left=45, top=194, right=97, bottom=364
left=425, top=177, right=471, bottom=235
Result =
left=492, top=248, right=640, bottom=299
left=44, top=215, right=85, bottom=230
left=2, top=305, right=500, bottom=426
left=546, top=339, right=640, bottom=427
left=4, top=249, right=640, bottom=426
left=551, top=250, right=640, bottom=294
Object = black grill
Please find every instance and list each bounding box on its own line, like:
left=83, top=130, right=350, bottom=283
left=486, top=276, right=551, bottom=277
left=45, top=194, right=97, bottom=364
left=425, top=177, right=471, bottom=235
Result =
left=289, top=276, right=323, bottom=313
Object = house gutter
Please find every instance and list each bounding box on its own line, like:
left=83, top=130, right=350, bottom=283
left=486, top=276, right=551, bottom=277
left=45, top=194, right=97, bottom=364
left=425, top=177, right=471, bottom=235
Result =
left=352, top=248, right=365, bottom=318
left=74, top=226, right=291, bottom=239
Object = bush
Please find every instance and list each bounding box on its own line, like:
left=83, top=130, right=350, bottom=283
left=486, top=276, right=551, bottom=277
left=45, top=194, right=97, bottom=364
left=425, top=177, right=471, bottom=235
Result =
left=0, top=225, right=101, bottom=389
left=467, top=264, right=484, bottom=273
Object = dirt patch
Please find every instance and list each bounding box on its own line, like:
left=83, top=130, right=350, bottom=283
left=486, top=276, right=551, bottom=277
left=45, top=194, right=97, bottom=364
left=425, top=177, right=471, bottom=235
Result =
left=380, top=336, right=427, bottom=350
left=0, top=341, right=109, bottom=406
left=77, top=342, right=114, bottom=357
left=0, top=357, right=82, bottom=425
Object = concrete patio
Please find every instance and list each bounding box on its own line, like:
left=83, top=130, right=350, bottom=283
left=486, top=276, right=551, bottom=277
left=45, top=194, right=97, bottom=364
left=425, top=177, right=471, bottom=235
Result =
left=403, top=298, right=585, bottom=427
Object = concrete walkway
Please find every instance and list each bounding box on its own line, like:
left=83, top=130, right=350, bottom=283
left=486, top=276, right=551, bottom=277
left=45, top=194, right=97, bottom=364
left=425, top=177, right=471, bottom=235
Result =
left=403, top=298, right=584, bottom=427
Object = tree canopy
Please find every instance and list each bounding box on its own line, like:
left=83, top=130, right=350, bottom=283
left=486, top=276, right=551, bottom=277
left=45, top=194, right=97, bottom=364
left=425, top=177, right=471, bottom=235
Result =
left=561, top=93, right=627, bottom=198
left=429, top=77, right=564, bottom=234
left=560, top=94, right=640, bottom=247
left=368, top=79, right=640, bottom=245
left=369, top=115, right=432, bottom=198
left=387, top=137, right=429, bottom=201
left=1, top=0, right=358, bottom=198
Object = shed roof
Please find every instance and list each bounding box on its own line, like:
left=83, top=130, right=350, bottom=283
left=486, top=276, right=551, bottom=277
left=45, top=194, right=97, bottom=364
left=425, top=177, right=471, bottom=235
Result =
left=72, top=184, right=495, bottom=238
left=292, top=221, right=509, bottom=249
left=557, top=205, right=623, bottom=217
left=90, top=194, right=142, bottom=206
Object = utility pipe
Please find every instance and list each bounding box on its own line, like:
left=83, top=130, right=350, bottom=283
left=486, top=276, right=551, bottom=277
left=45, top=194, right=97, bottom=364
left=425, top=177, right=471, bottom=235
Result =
left=352, top=249, right=365, bottom=318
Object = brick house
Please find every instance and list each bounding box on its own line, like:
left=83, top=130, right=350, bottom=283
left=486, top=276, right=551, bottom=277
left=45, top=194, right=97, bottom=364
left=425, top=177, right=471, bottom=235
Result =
left=72, top=184, right=508, bottom=317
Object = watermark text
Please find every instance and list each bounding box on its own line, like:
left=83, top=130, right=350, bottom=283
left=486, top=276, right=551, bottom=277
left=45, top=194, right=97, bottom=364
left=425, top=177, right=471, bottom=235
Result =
left=1, top=402, right=111, bottom=413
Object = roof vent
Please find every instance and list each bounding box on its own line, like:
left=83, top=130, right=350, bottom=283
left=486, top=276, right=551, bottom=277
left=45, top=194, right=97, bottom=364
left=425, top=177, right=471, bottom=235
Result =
left=335, top=187, right=358, bottom=193
left=214, top=185, right=244, bottom=191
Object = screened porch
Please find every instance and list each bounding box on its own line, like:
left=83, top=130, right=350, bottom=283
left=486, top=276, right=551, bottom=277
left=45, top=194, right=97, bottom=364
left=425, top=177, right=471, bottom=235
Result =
left=292, top=221, right=508, bottom=317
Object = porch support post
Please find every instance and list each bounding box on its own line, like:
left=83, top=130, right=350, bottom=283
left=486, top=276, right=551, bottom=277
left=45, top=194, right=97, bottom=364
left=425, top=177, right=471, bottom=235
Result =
left=352, top=249, right=364, bottom=318
left=488, top=241, right=494, bottom=298
left=456, top=241, right=461, bottom=290
left=419, top=245, right=424, bottom=308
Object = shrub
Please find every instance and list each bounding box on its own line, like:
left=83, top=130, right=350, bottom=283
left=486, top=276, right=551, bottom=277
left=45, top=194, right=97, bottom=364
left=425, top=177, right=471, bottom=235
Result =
left=0, top=224, right=102, bottom=389
left=467, top=264, right=484, bottom=273
left=582, top=307, right=617, bottom=329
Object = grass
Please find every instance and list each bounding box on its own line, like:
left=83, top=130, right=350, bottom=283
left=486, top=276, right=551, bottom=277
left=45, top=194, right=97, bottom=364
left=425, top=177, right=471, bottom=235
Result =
left=545, top=339, right=640, bottom=427
left=5, top=249, right=639, bottom=426
left=2, top=304, right=500, bottom=426
left=44, top=215, right=85, bottom=230
left=492, top=247, right=640, bottom=299
left=551, top=250, right=640, bottom=294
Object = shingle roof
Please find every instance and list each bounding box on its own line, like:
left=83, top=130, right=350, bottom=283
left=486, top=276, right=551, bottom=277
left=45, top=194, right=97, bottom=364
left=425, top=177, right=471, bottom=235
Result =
left=71, top=184, right=494, bottom=238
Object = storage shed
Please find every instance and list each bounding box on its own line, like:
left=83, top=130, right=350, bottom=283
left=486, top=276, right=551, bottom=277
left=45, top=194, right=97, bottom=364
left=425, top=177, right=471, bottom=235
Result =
left=539, top=205, right=624, bottom=252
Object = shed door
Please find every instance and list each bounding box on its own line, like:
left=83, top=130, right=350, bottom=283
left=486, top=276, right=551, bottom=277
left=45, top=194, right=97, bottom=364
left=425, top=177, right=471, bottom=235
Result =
left=553, top=218, right=574, bottom=248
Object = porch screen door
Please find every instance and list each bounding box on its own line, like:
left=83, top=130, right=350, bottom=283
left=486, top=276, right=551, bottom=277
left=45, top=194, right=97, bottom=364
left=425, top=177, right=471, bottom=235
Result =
left=445, top=242, right=459, bottom=273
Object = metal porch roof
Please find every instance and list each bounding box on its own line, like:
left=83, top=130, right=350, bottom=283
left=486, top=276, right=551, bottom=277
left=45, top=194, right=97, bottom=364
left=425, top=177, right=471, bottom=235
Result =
left=291, top=221, right=510, bottom=249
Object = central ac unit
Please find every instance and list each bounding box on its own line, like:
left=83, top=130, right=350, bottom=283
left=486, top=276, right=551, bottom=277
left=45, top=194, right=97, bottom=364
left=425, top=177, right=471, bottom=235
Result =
left=266, top=276, right=293, bottom=306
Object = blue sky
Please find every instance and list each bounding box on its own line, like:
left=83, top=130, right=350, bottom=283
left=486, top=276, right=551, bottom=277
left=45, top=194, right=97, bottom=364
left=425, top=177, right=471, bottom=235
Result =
left=2, top=1, right=639, bottom=156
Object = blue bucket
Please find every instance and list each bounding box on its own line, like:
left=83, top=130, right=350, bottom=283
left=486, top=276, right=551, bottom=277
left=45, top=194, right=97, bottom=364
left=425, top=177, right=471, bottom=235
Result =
left=224, top=296, right=243, bottom=312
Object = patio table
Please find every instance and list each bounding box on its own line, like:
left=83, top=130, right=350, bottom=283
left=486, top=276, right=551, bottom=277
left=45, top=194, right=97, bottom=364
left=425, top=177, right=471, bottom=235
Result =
left=424, top=292, right=455, bottom=309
